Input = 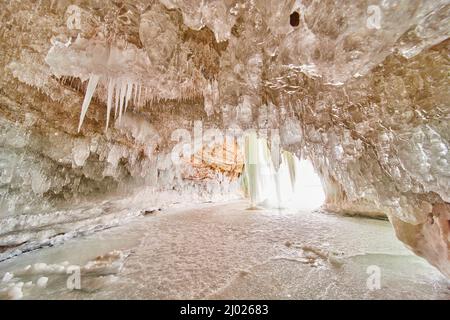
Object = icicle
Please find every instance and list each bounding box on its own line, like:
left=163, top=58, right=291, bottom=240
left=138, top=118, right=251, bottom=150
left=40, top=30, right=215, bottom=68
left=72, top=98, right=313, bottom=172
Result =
left=137, top=84, right=142, bottom=110
left=124, top=81, right=133, bottom=113
left=118, top=81, right=127, bottom=123
left=244, top=132, right=260, bottom=208
left=144, top=87, right=148, bottom=107
left=78, top=74, right=100, bottom=132
left=105, top=78, right=115, bottom=131
left=114, top=80, right=120, bottom=119
left=133, top=83, right=138, bottom=107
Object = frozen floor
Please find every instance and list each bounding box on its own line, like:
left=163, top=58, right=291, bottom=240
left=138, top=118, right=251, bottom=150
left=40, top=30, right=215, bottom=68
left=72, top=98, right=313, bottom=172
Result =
left=0, top=201, right=449, bottom=300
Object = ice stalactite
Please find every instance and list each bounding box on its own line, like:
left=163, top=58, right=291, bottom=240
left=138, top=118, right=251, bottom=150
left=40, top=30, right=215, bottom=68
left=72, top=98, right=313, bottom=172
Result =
left=78, top=74, right=100, bottom=132
left=203, top=80, right=219, bottom=117
left=257, top=138, right=278, bottom=207
left=244, top=134, right=284, bottom=208
left=118, top=80, right=127, bottom=123
left=244, top=132, right=259, bottom=208
left=284, top=151, right=297, bottom=191
left=77, top=75, right=143, bottom=132
left=243, top=135, right=324, bottom=209
left=133, top=83, right=138, bottom=106
left=114, top=80, right=120, bottom=119
left=137, top=85, right=142, bottom=110
left=75, top=76, right=146, bottom=132
left=273, top=152, right=296, bottom=207
left=104, top=80, right=140, bottom=125
left=124, top=81, right=133, bottom=113
left=106, top=78, right=114, bottom=131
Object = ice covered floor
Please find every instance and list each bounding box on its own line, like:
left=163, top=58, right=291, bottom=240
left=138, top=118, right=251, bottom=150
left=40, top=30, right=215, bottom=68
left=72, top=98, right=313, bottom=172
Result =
left=0, top=201, right=449, bottom=300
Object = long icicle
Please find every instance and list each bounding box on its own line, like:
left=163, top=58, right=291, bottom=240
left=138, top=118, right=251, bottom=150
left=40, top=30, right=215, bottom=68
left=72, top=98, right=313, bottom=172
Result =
left=133, top=82, right=138, bottom=107
left=106, top=78, right=115, bottom=131
left=114, top=80, right=120, bottom=119
left=124, top=81, right=133, bottom=113
left=78, top=74, right=100, bottom=132
left=137, top=84, right=142, bottom=110
left=118, top=80, right=127, bottom=123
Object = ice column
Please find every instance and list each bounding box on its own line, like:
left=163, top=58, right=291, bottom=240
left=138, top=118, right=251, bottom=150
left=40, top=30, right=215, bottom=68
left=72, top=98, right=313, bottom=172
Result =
left=244, top=132, right=260, bottom=208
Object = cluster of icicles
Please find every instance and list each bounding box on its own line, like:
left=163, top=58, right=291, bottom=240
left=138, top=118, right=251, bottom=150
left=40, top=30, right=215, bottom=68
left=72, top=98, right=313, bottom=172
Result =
left=77, top=74, right=218, bottom=132
left=78, top=74, right=147, bottom=132
left=242, top=132, right=325, bottom=210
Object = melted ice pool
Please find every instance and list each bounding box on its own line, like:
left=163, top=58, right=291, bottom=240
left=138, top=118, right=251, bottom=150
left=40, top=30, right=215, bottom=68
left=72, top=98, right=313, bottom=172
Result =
left=0, top=201, right=449, bottom=299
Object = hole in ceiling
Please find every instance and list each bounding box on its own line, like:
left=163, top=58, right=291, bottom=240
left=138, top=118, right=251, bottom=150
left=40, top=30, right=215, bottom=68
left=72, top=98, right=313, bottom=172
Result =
left=290, top=11, right=300, bottom=27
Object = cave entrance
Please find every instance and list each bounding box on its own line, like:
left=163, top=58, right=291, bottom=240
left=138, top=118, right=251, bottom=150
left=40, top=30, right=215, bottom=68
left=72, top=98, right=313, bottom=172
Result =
left=241, top=132, right=325, bottom=210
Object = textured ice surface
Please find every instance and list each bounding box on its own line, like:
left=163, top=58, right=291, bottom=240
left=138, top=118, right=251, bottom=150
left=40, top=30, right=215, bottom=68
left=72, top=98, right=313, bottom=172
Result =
left=0, top=202, right=448, bottom=300
left=0, top=188, right=241, bottom=262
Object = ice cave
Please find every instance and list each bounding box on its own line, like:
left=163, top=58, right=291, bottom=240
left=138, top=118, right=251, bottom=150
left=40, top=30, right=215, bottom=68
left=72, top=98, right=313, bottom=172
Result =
left=0, top=0, right=449, bottom=301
